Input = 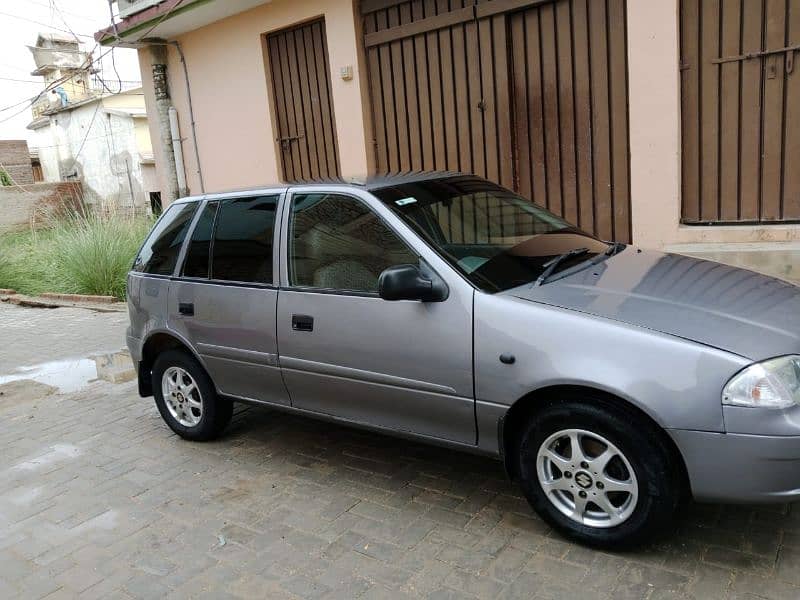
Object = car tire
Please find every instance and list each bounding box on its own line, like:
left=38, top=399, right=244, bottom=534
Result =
left=152, top=349, right=232, bottom=441
left=516, top=397, right=682, bottom=548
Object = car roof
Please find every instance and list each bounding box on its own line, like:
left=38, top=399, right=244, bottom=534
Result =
left=174, top=171, right=468, bottom=203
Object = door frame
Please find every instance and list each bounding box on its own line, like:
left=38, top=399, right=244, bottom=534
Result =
left=263, top=17, right=341, bottom=182
left=274, top=183, right=478, bottom=445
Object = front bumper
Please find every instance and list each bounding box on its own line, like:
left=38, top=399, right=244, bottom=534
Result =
left=669, top=429, right=800, bottom=503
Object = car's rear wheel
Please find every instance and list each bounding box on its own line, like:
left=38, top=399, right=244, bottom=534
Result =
left=516, top=398, right=682, bottom=548
left=152, top=350, right=232, bottom=441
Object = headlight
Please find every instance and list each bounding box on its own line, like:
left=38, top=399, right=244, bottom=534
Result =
left=722, top=355, right=800, bottom=408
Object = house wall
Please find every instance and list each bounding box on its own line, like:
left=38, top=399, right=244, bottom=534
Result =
left=132, top=117, right=152, bottom=158
left=0, top=182, right=83, bottom=232
left=36, top=100, right=149, bottom=211
left=138, top=0, right=370, bottom=199
left=627, top=0, right=799, bottom=249
left=135, top=0, right=798, bottom=249
left=0, top=140, right=34, bottom=185
left=28, top=90, right=154, bottom=212
left=30, top=123, right=62, bottom=184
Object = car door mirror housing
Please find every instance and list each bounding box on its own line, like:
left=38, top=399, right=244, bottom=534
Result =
left=378, top=264, right=448, bottom=302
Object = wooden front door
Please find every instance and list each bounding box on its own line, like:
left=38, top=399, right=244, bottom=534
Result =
left=507, top=0, right=630, bottom=243
left=681, top=0, right=800, bottom=224
left=361, top=0, right=632, bottom=242
left=266, top=19, right=340, bottom=182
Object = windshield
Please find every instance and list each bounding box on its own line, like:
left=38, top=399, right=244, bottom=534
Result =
left=371, top=175, right=610, bottom=292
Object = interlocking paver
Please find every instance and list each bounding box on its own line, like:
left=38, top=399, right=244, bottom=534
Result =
left=0, top=302, right=128, bottom=371
left=2, top=302, right=800, bottom=599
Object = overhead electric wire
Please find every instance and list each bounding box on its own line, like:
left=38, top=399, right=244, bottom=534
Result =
left=0, top=77, right=43, bottom=84
left=0, top=10, right=94, bottom=38
left=0, top=49, right=107, bottom=121
left=48, top=0, right=83, bottom=43
left=69, top=100, right=102, bottom=167
left=23, top=0, right=97, bottom=21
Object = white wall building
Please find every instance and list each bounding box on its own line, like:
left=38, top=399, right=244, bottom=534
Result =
left=25, top=33, right=157, bottom=213
left=29, top=90, right=157, bottom=212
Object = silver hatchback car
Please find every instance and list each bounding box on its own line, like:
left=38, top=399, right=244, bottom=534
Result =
left=127, top=173, right=800, bottom=547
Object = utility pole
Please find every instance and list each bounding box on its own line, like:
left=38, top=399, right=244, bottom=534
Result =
left=148, top=44, right=181, bottom=205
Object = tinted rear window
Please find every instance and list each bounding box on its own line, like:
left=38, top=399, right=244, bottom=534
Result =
left=210, top=195, right=278, bottom=283
left=133, top=202, right=197, bottom=275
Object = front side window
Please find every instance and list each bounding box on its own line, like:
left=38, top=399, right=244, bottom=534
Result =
left=133, top=202, right=198, bottom=275
left=182, top=201, right=218, bottom=278
left=210, top=195, right=278, bottom=284
left=288, top=193, right=417, bottom=293
left=371, top=176, right=610, bottom=292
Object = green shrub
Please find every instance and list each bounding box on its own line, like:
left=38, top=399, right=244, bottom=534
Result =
left=0, top=169, right=12, bottom=186
left=0, top=213, right=153, bottom=299
left=48, top=214, right=153, bottom=299
left=0, top=230, right=55, bottom=295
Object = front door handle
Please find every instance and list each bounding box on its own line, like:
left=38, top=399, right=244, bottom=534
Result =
left=292, top=314, right=314, bottom=332
left=178, top=302, right=194, bottom=316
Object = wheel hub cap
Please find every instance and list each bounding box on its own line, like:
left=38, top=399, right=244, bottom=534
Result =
left=536, top=428, right=638, bottom=528
left=161, top=366, right=203, bottom=428
left=575, top=471, right=593, bottom=489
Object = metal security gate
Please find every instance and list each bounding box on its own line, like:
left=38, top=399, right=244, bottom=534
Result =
left=362, top=0, right=632, bottom=242
left=681, top=0, right=800, bottom=224
left=266, top=19, right=340, bottom=182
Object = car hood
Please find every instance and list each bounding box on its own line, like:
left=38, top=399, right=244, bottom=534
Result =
left=506, top=248, right=800, bottom=361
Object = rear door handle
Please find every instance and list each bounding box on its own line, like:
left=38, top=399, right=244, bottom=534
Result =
left=292, top=314, right=314, bottom=332
left=178, top=302, right=194, bottom=316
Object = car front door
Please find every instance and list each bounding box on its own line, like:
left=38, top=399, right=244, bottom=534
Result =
left=275, top=188, right=475, bottom=445
left=169, top=192, right=289, bottom=406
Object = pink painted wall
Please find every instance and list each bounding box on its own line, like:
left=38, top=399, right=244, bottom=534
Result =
left=139, top=0, right=369, bottom=199
left=139, top=0, right=799, bottom=247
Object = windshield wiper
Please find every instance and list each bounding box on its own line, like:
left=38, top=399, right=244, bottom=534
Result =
left=533, top=247, right=590, bottom=287
left=605, top=241, right=626, bottom=256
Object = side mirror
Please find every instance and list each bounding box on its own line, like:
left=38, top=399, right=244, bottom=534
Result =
left=378, top=264, right=448, bottom=302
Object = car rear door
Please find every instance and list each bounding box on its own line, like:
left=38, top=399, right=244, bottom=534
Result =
left=169, top=191, right=289, bottom=406
left=275, top=186, right=476, bottom=445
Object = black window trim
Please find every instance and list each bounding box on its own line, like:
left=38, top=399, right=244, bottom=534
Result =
left=174, top=194, right=281, bottom=288
left=178, top=199, right=219, bottom=280
left=282, top=189, right=422, bottom=298
left=169, top=276, right=278, bottom=291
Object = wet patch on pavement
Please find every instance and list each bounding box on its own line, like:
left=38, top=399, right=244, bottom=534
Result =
left=0, top=350, right=135, bottom=399
left=0, top=358, right=98, bottom=394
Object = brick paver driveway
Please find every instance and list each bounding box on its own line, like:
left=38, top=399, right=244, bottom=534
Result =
left=1, top=303, right=800, bottom=599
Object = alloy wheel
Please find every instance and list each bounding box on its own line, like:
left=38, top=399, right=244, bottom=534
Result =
left=536, top=428, right=638, bottom=528
left=162, top=366, right=203, bottom=427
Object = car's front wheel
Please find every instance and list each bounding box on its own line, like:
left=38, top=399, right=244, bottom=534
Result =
left=152, top=350, right=232, bottom=441
left=516, top=398, right=682, bottom=548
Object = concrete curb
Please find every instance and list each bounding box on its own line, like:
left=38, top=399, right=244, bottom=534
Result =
left=0, top=292, right=126, bottom=313
left=93, top=349, right=136, bottom=384
left=40, top=292, right=118, bottom=304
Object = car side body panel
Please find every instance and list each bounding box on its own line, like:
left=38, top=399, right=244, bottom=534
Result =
left=126, top=272, right=171, bottom=365
left=274, top=185, right=477, bottom=445
left=473, top=292, right=750, bottom=434
left=168, top=282, right=289, bottom=405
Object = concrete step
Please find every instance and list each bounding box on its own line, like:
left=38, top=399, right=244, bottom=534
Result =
left=666, top=242, right=800, bottom=285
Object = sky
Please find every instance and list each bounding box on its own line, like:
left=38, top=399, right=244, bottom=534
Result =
left=0, top=0, right=141, bottom=146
